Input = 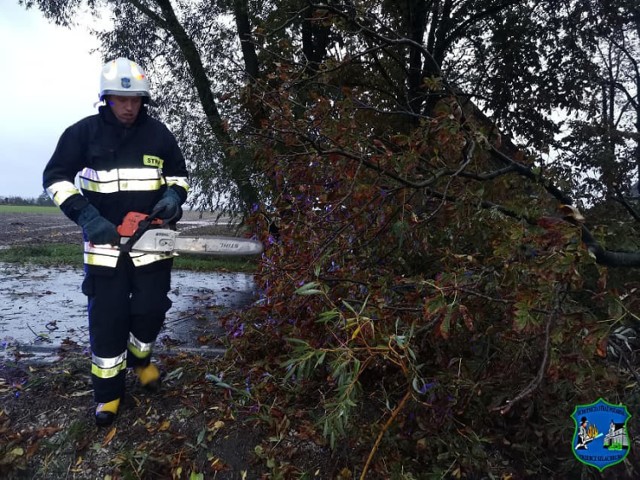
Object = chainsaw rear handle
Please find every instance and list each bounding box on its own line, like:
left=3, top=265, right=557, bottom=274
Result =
left=118, top=207, right=178, bottom=252
left=117, top=211, right=164, bottom=238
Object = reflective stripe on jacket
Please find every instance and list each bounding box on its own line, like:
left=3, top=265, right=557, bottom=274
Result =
left=83, top=241, right=172, bottom=268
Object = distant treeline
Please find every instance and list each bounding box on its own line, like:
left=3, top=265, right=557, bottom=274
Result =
left=1, top=192, right=54, bottom=207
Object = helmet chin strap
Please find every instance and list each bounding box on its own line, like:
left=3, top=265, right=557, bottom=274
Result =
left=93, top=93, right=152, bottom=110
left=93, top=93, right=105, bottom=108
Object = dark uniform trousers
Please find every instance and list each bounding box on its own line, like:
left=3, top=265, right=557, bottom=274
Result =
left=82, top=254, right=172, bottom=403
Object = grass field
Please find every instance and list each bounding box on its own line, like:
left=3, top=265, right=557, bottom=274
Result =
left=0, top=243, right=258, bottom=272
left=0, top=204, right=259, bottom=272
left=0, top=204, right=59, bottom=214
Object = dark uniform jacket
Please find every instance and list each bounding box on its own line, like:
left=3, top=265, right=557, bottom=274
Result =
left=43, top=105, right=190, bottom=272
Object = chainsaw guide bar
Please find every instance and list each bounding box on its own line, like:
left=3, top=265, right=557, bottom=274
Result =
left=123, top=229, right=264, bottom=256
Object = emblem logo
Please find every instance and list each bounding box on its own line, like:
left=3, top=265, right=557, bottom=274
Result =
left=571, top=398, right=631, bottom=471
left=121, top=77, right=131, bottom=88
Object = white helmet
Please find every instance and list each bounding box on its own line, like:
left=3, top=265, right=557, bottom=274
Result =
left=99, top=57, right=151, bottom=101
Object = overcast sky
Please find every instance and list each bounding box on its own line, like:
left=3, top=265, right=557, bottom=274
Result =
left=1, top=1, right=104, bottom=198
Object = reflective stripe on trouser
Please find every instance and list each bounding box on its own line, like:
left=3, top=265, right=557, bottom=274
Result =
left=128, top=332, right=154, bottom=361
left=92, top=350, right=127, bottom=379
left=82, top=253, right=172, bottom=403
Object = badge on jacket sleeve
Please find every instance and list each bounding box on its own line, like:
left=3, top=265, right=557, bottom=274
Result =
left=571, top=398, right=631, bottom=471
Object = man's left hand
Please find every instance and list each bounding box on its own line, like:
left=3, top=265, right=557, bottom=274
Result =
left=153, top=188, right=181, bottom=220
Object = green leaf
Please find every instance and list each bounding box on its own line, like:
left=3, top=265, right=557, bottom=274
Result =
left=513, top=303, right=531, bottom=332
left=316, top=309, right=339, bottom=323
left=315, top=350, right=326, bottom=367
left=285, top=337, right=310, bottom=346
left=295, top=281, right=324, bottom=295
left=196, top=427, right=206, bottom=446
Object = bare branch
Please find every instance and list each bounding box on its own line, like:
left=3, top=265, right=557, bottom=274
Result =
left=493, top=285, right=566, bottom=415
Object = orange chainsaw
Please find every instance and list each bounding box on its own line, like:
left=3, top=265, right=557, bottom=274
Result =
left=117, top=210, right=263, bottom=256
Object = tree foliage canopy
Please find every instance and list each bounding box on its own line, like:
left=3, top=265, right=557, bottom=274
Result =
left=25, top=0, right=640, bottom=476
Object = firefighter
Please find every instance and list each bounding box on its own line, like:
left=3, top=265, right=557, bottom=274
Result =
left=42, top=58, right=190, bottom=426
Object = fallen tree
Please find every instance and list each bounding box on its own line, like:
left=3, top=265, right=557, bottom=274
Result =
left=22, top=0, right=640, bottom=477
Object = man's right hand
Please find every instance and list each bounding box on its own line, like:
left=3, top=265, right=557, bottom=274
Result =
left=83, top=216, right=119, bottom=245
left=76, top=204, right=119, bottom=245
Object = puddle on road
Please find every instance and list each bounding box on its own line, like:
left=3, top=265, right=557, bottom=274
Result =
left=0, top=262, right=257, bottom=361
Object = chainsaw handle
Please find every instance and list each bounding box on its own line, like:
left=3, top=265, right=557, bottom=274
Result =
left=119, top=207, right=176, bottom=252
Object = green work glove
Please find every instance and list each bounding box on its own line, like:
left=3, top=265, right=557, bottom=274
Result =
left=77, top=204, right=119, bottom=245
left=153, top=188, right=182, bottom=220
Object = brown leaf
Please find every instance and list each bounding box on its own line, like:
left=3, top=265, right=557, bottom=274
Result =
left=437, top=313, right=451, bottom=340
left=102, top=427, right=117, bottom=446
left=596, top=337, right=608, bottom=358
left=459, top=305, right=475, bottom=332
